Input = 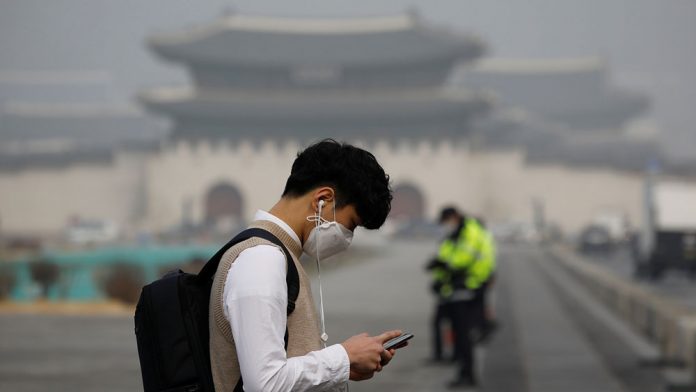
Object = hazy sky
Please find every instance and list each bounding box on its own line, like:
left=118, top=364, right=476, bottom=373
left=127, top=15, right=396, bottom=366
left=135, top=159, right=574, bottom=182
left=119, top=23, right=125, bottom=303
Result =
left=1, top=0, right=694, bottom=159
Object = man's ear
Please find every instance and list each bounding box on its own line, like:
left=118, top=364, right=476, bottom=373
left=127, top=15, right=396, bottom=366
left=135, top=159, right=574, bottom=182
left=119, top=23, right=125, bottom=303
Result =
left=311, top=187, right=335, bottom=211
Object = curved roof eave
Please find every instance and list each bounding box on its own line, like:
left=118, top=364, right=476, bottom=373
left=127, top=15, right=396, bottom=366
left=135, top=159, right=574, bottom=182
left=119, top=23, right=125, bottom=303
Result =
left=470, top=57, right=605, bottom=75
left=138, top=87, right=492, bottom=121
left=138, top=87, right=490, bottom=106
left=150, top=14, right=417, bottom=43
left=147, top=13, right=484, bottom=67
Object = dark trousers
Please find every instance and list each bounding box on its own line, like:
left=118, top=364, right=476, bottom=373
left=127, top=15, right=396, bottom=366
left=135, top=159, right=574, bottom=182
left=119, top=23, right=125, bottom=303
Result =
left=431, top=302, right=451, bottom=360
left=445, top=298, right=481, bottom=380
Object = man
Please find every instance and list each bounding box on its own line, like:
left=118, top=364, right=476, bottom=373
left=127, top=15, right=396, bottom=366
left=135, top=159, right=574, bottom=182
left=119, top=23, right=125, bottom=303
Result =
left=209, top=139, right=402, bottom=392
left=432, top=207, right=496, bottom=389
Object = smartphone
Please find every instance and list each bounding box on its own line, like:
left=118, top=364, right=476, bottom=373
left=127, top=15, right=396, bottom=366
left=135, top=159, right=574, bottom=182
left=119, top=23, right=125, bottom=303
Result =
left=383, top=333, right=414, bottom=350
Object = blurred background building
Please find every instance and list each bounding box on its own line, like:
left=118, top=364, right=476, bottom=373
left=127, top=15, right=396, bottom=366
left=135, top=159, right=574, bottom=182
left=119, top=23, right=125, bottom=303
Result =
left=1, top=10, right=694, bottom=243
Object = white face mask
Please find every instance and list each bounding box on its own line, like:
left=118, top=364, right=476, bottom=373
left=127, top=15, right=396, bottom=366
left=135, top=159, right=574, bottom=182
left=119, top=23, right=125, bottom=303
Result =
left=303, top=200, right=353, bottom=260
left=303, top=198, right=354, bottom=347
left=443, top=221, right=459, bottom=234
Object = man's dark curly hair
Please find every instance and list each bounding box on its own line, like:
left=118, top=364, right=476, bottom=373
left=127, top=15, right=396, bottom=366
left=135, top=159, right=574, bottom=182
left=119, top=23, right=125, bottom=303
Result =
left=282, top=139, right=392, bottom=229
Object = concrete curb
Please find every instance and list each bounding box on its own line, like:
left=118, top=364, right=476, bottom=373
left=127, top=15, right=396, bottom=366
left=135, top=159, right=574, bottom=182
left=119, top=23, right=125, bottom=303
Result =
left=0, top=300, right=134, bottom=316
left=546, top=246, right=696, bottom=383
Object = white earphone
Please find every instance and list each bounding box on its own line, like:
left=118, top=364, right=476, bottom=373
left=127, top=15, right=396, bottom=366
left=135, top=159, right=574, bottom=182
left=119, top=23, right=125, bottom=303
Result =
left=319, top=200, right=325, bottom=207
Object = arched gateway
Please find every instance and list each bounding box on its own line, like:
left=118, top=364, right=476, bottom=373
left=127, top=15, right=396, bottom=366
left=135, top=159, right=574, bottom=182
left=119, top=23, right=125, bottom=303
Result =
left=204, top=183, right=244, bottom=224
left=390, top=183, right=426, bottom=222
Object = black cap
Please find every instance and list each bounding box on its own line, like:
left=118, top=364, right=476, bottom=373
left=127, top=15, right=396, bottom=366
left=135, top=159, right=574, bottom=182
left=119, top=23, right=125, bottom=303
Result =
left=438, top=206, right=460, bottom=223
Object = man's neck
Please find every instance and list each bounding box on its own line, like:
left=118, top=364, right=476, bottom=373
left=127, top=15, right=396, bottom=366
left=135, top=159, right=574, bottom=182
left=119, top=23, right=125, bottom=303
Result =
left=269, top=198, right=308, bottom=246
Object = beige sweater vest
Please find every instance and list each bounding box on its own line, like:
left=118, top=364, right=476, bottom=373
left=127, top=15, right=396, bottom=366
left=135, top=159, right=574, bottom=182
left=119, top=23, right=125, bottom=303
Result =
left=209, top=220, right=322, bottom=391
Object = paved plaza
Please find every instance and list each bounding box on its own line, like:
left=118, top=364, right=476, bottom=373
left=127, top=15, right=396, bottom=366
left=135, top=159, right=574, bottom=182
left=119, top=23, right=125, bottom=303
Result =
left=0, top=239, right=667, bottom=391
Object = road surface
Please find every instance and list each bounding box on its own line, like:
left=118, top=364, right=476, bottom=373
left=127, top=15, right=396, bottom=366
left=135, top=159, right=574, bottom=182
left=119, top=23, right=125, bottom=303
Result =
left=0, top=239, right=668, bottom=391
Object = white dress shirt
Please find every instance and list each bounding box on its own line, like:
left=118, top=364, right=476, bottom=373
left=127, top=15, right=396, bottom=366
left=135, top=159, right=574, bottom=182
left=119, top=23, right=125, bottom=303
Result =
left=223, top=210, right=350, bottom=392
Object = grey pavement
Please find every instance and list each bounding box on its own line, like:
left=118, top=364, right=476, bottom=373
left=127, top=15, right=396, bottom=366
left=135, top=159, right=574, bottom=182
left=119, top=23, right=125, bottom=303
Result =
left=0, top=314, right=142, bottom=392
left=504, top=246, right=623, bottom=392
left=0, top=240, right=664, bottom=391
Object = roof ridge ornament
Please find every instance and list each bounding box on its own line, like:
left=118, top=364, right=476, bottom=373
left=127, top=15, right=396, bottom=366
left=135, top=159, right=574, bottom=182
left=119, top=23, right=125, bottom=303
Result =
left=406, top=6, right=421, bottom=23
left=221, top=5, right=236, bottom=17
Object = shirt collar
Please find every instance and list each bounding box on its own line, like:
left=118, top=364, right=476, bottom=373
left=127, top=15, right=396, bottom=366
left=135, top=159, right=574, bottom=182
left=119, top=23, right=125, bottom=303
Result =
left=253, top=210, right=302, bottom=248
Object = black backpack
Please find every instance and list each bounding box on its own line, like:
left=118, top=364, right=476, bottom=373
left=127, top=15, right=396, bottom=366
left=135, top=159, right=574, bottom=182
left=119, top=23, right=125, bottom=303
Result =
left=134, top=228, right=300, bottom=392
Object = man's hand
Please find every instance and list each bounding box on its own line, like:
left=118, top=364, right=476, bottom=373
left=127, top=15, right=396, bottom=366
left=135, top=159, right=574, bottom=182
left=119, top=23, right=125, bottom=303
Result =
left=341, top=330, right=402, bottom=381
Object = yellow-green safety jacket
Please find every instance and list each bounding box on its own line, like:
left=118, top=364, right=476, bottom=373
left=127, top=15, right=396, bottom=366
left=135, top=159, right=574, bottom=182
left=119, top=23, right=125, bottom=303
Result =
left=433, top=218, right=496, bottom=298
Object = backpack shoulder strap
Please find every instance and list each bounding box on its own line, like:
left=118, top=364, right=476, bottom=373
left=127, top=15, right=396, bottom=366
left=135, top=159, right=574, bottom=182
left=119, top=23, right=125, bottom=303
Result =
left=198, top=228, right=300, bottom=315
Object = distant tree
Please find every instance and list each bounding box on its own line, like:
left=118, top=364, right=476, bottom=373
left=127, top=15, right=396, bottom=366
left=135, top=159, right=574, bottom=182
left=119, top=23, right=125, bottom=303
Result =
left=103, top=263, right=144, bottom=304
left=29, top=260, right=60, bottom=298
left=157, top=257, right=207, bottom=278
left=0, top=269, right=16, bottom=299
left=182, top=257, right=206, bottom=274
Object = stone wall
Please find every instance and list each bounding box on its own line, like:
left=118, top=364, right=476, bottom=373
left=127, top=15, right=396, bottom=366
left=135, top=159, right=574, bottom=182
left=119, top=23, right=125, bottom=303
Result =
left=0, top=139, right=679, bottom=236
